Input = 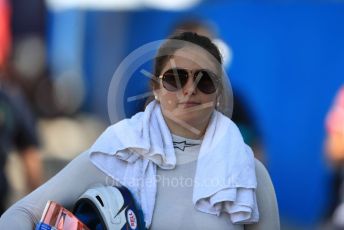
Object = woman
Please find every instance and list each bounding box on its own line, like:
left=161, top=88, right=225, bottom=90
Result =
left=0, top=32, right=279, bottom=229
left=325, top=85, right=344, bottom=228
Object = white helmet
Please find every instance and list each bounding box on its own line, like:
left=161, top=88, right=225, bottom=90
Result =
left=73, top=185, right=145, bottom=230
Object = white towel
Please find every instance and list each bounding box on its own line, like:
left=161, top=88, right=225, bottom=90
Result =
left=89, top=100, right=259, bottom=228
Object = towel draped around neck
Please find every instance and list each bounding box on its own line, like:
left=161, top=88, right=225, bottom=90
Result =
left=89, top=100, right=259, bottom=228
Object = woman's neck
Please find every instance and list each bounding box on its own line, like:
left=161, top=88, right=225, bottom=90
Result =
left=164, top=116, right=210, bottom=139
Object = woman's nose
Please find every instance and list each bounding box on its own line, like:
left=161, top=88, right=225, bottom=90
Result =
left=182, top=75, right=198, bottom=96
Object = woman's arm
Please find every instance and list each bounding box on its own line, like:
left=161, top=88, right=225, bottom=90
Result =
left=246, top=159, right=280, bottom=230
left=0, top=150, right=112, bottom=229
left=325, top=133, right=344, bottom=165
left=20, top=146, right=43, bottom=192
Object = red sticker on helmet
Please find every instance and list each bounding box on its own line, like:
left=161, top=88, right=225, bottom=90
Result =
left=127, top=209, right=137, bottom=229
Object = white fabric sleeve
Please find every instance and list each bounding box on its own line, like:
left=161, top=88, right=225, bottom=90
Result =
left=246, top=159, right=280, bottom=230
left=0, top=150, right=114, bottom=229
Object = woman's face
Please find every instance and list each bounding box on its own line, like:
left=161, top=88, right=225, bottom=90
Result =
left=155, top=46, right=220, bottom=134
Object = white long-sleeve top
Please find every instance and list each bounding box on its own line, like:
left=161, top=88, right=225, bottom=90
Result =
left=0, top=150, right=279, bottom=229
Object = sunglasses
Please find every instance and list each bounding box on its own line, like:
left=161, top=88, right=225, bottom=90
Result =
left=159, top=68, right=219, bottom=94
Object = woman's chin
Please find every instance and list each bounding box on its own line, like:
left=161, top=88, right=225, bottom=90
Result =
left=176, top=112, right=211, bottom=128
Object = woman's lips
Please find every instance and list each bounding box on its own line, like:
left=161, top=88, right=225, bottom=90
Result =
left=179, top=101, right=201, bottom=108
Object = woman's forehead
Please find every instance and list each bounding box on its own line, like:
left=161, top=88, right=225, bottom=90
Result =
left=162, top=47, right=219, bottom=72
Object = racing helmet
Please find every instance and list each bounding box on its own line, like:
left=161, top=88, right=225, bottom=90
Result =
left=73, top=185, right=145, bottom=230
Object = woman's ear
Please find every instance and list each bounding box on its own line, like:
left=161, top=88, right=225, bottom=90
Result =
left=153, top=90, right=159, bottom=101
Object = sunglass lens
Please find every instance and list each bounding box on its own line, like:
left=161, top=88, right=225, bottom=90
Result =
left=162, top=69, right=188, bottom=91
left=196, top=70, right=218, bottom=94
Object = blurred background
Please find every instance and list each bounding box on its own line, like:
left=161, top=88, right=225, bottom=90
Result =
left=1, top=0, right=344, bottom=229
